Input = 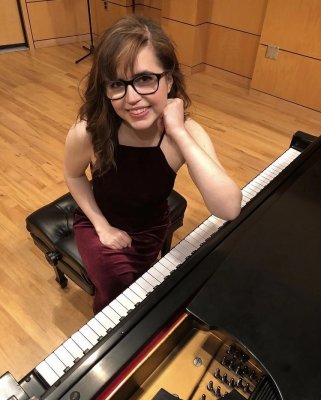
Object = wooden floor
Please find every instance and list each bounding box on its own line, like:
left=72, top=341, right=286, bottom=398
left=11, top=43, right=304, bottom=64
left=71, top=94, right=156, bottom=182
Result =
left=0, top=43, right=320, bottom=382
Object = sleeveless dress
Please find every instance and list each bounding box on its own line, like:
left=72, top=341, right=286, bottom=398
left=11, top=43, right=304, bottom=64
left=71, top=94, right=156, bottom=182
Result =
left=73, top=132, right=176, bottom=314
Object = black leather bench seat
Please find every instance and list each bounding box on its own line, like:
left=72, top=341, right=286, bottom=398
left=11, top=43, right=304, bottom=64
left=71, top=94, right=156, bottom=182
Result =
left=26, top=190, right=187, bottom=295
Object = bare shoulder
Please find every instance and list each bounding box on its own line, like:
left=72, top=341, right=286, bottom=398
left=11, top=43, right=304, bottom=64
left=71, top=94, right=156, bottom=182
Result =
left=67, top=120, right=91, bottom=146
left=64, top=120, right=93, bottom=169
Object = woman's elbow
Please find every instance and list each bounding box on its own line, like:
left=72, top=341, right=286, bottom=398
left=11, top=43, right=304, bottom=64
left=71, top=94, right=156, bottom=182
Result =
left=224, top=189, right=242, bottom=220
left=207, top=189, right=242, bottom=221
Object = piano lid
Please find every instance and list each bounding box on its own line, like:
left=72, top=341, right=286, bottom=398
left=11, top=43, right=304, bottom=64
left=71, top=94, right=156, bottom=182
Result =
left=187, top=136, right=321, bottom=400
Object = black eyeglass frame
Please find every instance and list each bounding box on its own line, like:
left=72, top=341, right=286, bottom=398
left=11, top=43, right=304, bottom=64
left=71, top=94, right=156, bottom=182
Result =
left=106, top=71, right=167, bottom=100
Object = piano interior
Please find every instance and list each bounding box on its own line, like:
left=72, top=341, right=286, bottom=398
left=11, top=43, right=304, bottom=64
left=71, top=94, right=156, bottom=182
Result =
left=108, top=313, right=279, bottom=400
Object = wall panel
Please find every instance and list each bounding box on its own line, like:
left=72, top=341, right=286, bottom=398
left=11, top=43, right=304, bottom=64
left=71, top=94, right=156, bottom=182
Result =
left=260, top=0, right=321, bottom=59
left=252, top=46, right=321, bottom=111
left=0, top=0, right=26, bottom=46
left=162, top=0, right=210, bottom=25
left=135, top=5, right=161, bottom=24
left=251, top=0, right=321, bottom=111
left=27, top=0, right=88, bottom=42
left=162, top=18, right=207, bottom=69
left=92, top=0, right=133, bottom=35
left=206, top=25, right=260, bottom=78
left=209, top=0, right=267, bottom=35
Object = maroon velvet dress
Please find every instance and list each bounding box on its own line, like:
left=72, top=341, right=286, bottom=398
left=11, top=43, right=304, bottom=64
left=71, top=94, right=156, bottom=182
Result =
left=73, top=132, right=176, bottom=314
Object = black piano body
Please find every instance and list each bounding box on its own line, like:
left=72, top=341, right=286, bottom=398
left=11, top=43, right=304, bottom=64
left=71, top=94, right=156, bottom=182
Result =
left=2, top=131, right=321, bottom=400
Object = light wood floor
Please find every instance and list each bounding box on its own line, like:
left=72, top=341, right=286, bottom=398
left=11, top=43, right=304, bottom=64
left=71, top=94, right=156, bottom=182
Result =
left=0, top=44, right=320, bottom=382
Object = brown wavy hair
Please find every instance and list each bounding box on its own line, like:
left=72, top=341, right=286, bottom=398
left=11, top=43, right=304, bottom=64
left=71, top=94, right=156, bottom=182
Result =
left=78, top=15, right=191, bottom=175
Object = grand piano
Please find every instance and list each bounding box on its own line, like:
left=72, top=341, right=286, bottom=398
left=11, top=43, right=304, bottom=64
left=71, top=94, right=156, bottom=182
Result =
left=1, top=131, right=321, bottom=400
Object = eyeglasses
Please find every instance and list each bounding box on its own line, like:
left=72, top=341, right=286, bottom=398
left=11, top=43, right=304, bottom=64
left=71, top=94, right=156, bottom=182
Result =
left=106, top=72, right=167, bottom=100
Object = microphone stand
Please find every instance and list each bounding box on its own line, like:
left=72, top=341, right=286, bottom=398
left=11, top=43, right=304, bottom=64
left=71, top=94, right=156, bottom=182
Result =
left=75, top=0, right=94, bottom=63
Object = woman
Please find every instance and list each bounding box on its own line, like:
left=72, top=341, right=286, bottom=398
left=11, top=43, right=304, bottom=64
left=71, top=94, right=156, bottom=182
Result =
left=64, top=15, right=242, bottom=314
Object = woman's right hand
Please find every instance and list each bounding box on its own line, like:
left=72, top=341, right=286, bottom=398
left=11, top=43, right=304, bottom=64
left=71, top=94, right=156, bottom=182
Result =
left=97, top=224, right=132, bottom=249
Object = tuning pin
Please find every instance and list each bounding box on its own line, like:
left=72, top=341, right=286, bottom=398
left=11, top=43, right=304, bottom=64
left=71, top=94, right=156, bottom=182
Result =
left=227, top=345, right=235, bottom=355
left=207, top=380, right=214, bottom=391
left=229, top=378, right=235, bottom=388
left=243, top=383, right=251, bottom=394
left=236, top=378, right=243, bottom=388
left=235, top=365, right=243, bottom=375
left=221, top=356, right=228, bottom=366
left=216, top=386, right=222, bottom=397
left=222, top=373, right=228, bottom=384
left=249, top=370, right=256, bottom=381
left=214, top=368, right=222, bottom=380
left=201, top=394, right=206, bottom=400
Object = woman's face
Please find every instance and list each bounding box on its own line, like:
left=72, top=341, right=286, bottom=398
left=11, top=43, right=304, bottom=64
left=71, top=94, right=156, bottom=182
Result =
left=110, top=44, right=172, bottom=133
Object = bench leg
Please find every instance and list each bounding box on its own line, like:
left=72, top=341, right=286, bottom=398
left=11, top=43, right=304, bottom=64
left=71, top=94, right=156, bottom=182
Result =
left=52, top=265, right=68, bottom=288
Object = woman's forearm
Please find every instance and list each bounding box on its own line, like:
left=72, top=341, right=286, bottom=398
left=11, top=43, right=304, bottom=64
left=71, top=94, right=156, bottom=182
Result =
left=175, top=130, right=242, bottom=220
left=65, top=174, right=111, bottom=232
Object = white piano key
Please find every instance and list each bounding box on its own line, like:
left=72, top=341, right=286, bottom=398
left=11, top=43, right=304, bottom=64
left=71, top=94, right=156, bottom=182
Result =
left=242, top=188, right=256, bottom=199
left=95, top=311, right=115, bottom=331
left=170, top=248, right=186, bottom=262
left=241, top=198, right=250, bottom=207
left=109, top=299, right=128, bottom=318
left=241, top=192, right=252, bottom=201
left=275, top=158, right=290, bottom=168
left=54, top=346, right=75, bottom=369
left=193, top=226, right=208, bottom=240
left=250, top=181, right=264, bottom=191
left=184, top=233, right=202, bottom=248
left=153, top=261, right=172, bottom=277
left=250, top=178, right=264, bottom=188
left=200, top=224, right=219, bottom=236
left=177, top=239, right=197, bottom=253
left=79, top=325, right=100, bottom=346
left=142, top=271, right=160, bottom=287
left=45, top=353, right=66, bottom=377
left=190, top=230, right=206, bottom=244
left=71, top=331, right=93, bottom=352
left=203, top=218, right=220, bottom=230
left=36, top=361, right=59, bottom=386
left=189, top=228, right=205, bottom=239
left=123, top=287, right=143, bottom=305
left=148, top=266, right=166, bottom=283
left=172, top=244, right=188, bottom=258
left=63, top=338, right=84, bottom=360
left=136, top=276, right=154, bottom=293
left=102, top=306, right=122, bottom=324
left=129, top=281, right=148, bottom=300
left=208, top=215, right=224, bottom=226
left=87, top=318, right=107, bottom=338
left=256, top=176, right=270, bottom=185
left=198, top=223, right=214, bottom=238
left=174, top=242, right=192, bottom=257
left=164, top=252, right=181, bottom=267
left=246, top=185, right=260, bottom=196
left=116, top=292, right=135, bottom=311
left=263, top=169, right=277, bottom=179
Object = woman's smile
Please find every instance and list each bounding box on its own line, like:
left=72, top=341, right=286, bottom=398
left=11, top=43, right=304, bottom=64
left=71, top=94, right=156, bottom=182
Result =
left=127, top=106, right=150, bottom=118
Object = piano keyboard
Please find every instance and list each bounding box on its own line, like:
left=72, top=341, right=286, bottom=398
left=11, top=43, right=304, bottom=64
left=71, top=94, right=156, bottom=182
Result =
left=35, top=147, right=301, bottom=387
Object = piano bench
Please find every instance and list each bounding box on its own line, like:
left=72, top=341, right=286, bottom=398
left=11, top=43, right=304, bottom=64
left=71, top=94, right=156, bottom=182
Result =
left=26, top=190, right=187, bottom=296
